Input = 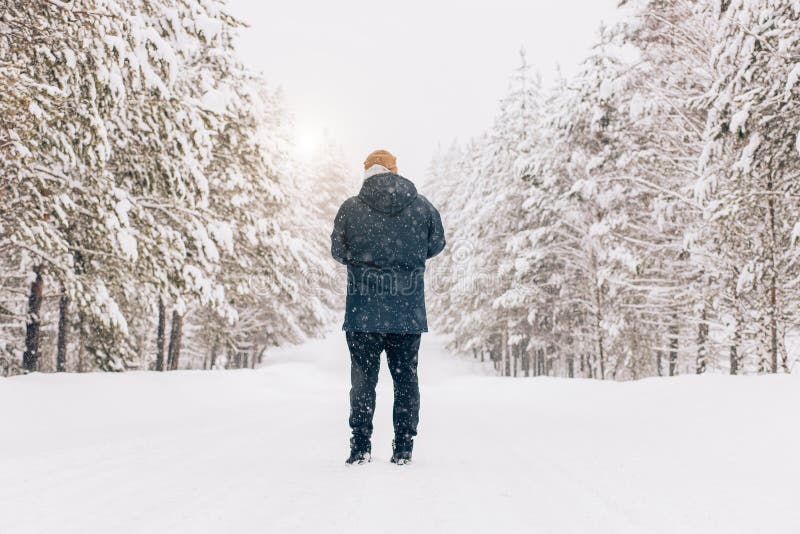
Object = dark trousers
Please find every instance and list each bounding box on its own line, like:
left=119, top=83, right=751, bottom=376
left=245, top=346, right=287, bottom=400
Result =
left=346, top=332, right=421, bottom=449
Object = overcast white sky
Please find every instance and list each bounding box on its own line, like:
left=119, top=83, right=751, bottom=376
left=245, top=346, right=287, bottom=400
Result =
left=227, top=0, right=621, bottom=182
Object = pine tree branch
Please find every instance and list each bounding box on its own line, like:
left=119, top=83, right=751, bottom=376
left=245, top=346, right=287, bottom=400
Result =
left=40, top=0, right=119, bottom=20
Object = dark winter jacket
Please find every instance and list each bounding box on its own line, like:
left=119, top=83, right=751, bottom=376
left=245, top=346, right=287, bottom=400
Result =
left=331, top=172, right=446, bottom=333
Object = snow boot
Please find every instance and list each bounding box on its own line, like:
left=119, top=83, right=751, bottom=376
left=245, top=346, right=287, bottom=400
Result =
left=345, top=450, right=372, bottom=465
left=345, top=437, right=371, bottom=465
left=390, top=437, right=413, bottom=465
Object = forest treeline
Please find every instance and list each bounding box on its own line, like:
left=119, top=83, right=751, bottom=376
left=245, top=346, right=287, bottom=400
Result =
left=0, top=0, right=353, bottom=375
left=3, top=0, right=799, bottom=380
left=427, top=0, right=800, bottom=379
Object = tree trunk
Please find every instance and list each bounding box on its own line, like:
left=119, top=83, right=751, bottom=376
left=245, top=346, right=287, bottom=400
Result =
left=767, top=180, right=778, bottom=374
left=696, top=307, right=709, bottom=374
left=167, top=310, right=183, bottom=371
left=76, top=313, right=86, bottom=373
left=524, top=349, right=530, bottom=377
left=567, top=354, right=574, bottom=378
left=209, top=340, right=218, bottom=370
left=656, top=350, right=663, bottom=377
left=593, top=266, right=606, bottom=380
left=597, top=333, right=606, bottom=380
left=56, top=289, right=70, bottom=372
left=501, top=329, right=508, bottom=377
left=512, top=344, right=518, bottom=377
left=730, top=317, right=741, bottom=375
left=769, top=276, right=778, bottom=373
left=668, top=317, right=679, bottom=376
left=155, top=299, right=166, bottom=371
left=23, top=266, right=44, bottom=372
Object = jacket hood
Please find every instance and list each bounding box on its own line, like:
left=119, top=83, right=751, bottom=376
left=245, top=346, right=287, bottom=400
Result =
left=358, top=173, right=418, bottom=215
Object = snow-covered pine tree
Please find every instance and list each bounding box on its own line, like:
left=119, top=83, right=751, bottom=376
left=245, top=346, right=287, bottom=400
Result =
left=604, top=0, right=719, bottom=376
left=480, top=50, right=546, bottom=377
left=427, top=51, right=547, bottom=376
left=699, top=0, right=800, bottom=374
left=0, top=0, right=340, bottom=374
left=426, top=140, right=478, bottom=355
left=1, top=0, right=152, bottom=372
left=189, top=80, right=336, bottom=370
left=103, top=0, right=243, bottom=371
left=534, top=31, right=650, bottom=380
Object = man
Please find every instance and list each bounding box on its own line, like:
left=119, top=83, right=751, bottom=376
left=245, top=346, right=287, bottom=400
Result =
left=331, top=149, right=446, bottom=466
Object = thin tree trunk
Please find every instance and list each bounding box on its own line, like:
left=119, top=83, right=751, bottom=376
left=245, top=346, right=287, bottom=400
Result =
left=524, top=349, right=530, bottom=377
left=155, top=299, right=166, bottom=371
left=567, top=354, right=574, bottom=378
left=669, top=316, right=679, bottom=376
left=167, top=310, right=183, bottom=371
left=596, top=330, right=606, bottom=380
left=512, top=344, right=518, bottom=377
left=593, top=261, right=606, bottom=380
left=769, top=276, right=778, bottom=373
left=764, top=176, right=780, bottom=375
left=730, top=313, right=741, bottom=375
left=23, top=266, right=44, bottom=372
left=77, top=313, right=86, bottom=373
left=56, top=289, right=70, bottom=372
left=656, top=350, right=663, bottom=377
left=209, top=340, right=218, bottom=370
left=696, top=307, right=708, bottom=374
left=501, top=329, right=508, bottom=377
left=526, top=350, right=531, bottom=376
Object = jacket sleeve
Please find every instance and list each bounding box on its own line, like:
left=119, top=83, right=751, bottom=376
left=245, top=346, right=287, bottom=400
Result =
left=427, top=203, right=446, bottom=259
left=331, top=201, right=351, bottom=265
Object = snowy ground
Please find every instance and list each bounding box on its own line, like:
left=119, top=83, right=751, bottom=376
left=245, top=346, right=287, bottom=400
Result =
left=1, top=332, right=799, bottom=534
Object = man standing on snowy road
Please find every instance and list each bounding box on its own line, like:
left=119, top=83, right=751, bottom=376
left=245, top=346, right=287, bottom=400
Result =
left=331, top=149, right=446, bottom=466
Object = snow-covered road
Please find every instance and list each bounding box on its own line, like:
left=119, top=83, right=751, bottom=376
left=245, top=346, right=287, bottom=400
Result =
left=1, top=332, right=799, bottom=534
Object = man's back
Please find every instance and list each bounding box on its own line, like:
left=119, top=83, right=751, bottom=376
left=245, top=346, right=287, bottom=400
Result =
left=331, top=170, right=445, bottom=333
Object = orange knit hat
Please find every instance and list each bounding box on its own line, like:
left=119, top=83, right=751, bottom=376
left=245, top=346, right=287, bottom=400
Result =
left=364, top=149, right=398, bottom=173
